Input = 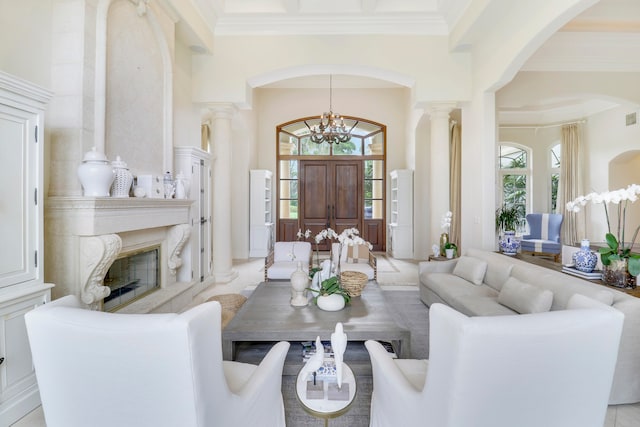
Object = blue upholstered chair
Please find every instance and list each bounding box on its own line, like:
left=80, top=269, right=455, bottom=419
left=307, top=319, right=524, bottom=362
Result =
left=520, top=213, right=563, bottom=261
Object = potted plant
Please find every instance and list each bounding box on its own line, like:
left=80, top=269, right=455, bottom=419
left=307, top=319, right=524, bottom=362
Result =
left=566, top=185, right=640, bottom=288
left=307, top=276, right=351, bottom=311
left=495, top=205, right=523, bottom=233
left=495, top=205, right=523, bottom=255
left=444, top=242, right=457, bottom=259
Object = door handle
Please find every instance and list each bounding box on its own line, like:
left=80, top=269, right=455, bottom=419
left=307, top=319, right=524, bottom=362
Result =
left=326, top=205, right=331, bottom=228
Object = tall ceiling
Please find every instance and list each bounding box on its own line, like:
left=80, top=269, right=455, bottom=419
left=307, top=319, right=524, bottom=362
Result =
left=190, top=0, right=640, bottom=124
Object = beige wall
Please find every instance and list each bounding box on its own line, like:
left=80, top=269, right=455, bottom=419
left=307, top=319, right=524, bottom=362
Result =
left=0, top=0, right=52, bottom=88
left=192, top=35, right=471, bottom=107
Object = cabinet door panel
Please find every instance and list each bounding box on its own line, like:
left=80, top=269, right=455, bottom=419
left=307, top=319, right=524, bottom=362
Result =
left=0, top=106, right=35, bottom=288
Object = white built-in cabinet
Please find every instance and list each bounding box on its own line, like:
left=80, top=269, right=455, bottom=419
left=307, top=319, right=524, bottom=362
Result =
left=249, top=170, right=274, bottom=258
left=388, top=169, right=414, bottom=259
left=0, top=72, right=54, bottom=426
left=174, top=147, right=212, bottom=291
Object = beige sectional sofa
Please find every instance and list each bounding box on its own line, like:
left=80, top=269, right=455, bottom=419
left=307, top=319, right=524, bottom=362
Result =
left=418, top=248, right=640, bottom=405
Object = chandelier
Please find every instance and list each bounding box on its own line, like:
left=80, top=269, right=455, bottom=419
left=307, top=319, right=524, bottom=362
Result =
left=305, top=75, right=357, bottom=144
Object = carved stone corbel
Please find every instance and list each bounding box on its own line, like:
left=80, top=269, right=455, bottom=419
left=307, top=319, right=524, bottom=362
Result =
left=80, top=234, right=122, bottom=309
left=168, top=224, right=191, bottom=275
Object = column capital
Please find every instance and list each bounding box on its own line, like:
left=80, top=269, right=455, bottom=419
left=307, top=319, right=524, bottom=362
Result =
left=205, top=103, right=236, bottom=120
left=427, top=102, right=457, bottom=119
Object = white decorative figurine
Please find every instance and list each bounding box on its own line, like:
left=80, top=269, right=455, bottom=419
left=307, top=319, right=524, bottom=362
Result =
left=432, top=244, right=441, bottom=258
left=331, top=322, right=348, bottom=389
left=300, top=336, right=324, bottom=383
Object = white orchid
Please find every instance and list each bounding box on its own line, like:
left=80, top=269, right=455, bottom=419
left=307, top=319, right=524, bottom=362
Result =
left=441, top=211, right=452, bottom=231
left=566, top=184, right=640, bottom=276
left=297, top=228, right=311, bottom=241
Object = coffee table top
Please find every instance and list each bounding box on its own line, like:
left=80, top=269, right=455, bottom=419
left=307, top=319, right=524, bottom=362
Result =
left=222, top=281, right=410, bottom=357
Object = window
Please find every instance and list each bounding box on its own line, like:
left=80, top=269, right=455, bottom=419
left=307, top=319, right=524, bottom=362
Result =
left=364, top=160, right=384, bottom=219
left=498, top=144, right=530, bottom=227
left=278, top=118, right=384, bottom=158
left=550, top=143, right=561, bottom=213
left=279, top=160, right=298, bottom=219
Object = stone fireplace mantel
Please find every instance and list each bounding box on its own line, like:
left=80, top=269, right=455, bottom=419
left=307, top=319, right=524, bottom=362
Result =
left=46, top=197, right=193, bottom=235
left=45, top=197, right=196, bottom=311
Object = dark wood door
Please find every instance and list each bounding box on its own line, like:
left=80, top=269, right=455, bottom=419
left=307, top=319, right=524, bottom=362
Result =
left=299, top=161, right=361, bottom=250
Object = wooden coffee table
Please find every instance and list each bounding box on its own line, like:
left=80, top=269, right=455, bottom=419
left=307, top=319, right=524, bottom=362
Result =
left=222, top=281, right=411, bottom=360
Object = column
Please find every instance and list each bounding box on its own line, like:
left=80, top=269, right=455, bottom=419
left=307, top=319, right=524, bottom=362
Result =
left=210, top=105, right=238, bottom=283
left=429, top=104, right=456, bottom=250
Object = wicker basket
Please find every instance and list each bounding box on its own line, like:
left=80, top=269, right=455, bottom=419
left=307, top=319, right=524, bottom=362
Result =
left=206, top=294, right=248, bottom=328
left=207, top=293, right=247, bottom=312
left=341, top=271, right=368, bottom=297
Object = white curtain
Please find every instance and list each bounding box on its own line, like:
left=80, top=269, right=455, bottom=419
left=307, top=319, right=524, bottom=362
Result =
left=560, top=123, right=582, bottom=245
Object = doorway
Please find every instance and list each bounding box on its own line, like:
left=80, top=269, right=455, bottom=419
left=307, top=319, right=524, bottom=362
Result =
left=276, top=117, right=386, bottom=250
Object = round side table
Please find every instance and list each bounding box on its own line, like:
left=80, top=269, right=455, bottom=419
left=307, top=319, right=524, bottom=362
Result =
left=295, top=363, right=357, bottom=426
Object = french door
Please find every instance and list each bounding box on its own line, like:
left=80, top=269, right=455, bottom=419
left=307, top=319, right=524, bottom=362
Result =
left=277, top=159, right=385, bottom=251
left=299, top=161, right=362, bottom=250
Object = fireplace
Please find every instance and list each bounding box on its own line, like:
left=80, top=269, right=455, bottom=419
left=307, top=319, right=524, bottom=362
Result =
left=104, top=246, right=160, bottom=311
left=45, top=197, right=197, bottom=313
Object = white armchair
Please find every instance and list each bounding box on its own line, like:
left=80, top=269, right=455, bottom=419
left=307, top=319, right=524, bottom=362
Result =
left=25, top=295, right=290, bottom=427
left=331, top=242, right=377, bottom=280
left=365, top=294, right=623, bottom=427
left=265, top=241, right=312, bottom=281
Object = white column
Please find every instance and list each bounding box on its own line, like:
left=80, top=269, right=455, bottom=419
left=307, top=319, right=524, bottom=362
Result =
left=210, top=105, right=238, bottom=283
left=429, top=104, right=455, bottom=249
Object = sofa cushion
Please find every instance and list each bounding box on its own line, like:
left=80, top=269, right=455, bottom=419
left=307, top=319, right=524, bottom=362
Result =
left=454, top=295, right=518, bottom=317
left=452, top=256, right=488, bottom=285
left=498, top=277, right=553, bottom=314
left=423, top=273, right=497, bottom=302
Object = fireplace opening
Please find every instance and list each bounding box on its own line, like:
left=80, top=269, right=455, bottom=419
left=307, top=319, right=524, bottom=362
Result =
left=103, top=246, right=160, bottom=311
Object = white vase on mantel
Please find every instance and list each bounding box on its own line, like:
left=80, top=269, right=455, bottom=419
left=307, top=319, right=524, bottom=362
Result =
left=316, top=293, right=345, bottom=311
left=77, top=147, right=115, bottom=197
left=290, top=262, right=309, bottom=307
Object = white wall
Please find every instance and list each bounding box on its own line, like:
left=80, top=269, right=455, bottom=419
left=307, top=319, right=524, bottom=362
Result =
left=192, top=35, right=471, bottom=107
left=583, top=105, right=640, bottom=243
left=0, top=0, right=52, bottom=88
left=173, top=41, right=201, bottom=149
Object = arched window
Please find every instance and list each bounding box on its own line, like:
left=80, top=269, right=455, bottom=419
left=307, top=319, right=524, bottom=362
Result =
left=498, top=143, right=531, bottom=227
left=550, top=143, right=561, bottom=213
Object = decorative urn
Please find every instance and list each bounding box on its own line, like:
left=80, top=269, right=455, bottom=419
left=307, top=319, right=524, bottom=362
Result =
left=77, top=147, right=115, bottom=197
left=499, top=230, right=520, bottom=255
left=290, top=262, right=309, bottom=307
left=110, top=156, right=133, bottom=198
left=573, top=239, right=598, bottom=273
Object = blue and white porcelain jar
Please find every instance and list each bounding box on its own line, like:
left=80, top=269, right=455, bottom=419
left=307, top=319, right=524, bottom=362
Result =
left=573, top=239, right=598, bottom=273
left=499, top=230, right=520, bottom=256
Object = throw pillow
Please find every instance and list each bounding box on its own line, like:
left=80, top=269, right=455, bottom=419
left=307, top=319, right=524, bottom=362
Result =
left=452, top=256, right=488, bottom=285
left=347, top=244, right=369, bottom=264
left=498, top=277, right=553, bottom=314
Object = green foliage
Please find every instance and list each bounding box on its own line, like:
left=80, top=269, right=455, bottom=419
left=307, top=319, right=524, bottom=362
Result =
left=599, top=232, right=640, bottom=277
left=444, top=242, right=457, bottom=257
left=495, top=205, right=524, bottom=232
left=307, top=276, right=351, bottom=304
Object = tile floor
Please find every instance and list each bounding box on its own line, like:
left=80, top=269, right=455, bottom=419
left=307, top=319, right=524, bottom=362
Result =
left=11, top=254, right=640, bottom=426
